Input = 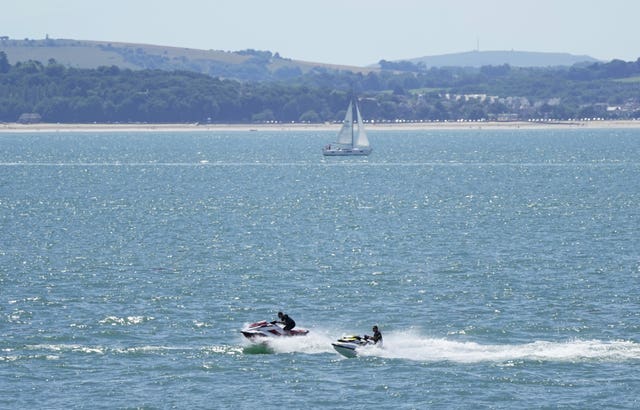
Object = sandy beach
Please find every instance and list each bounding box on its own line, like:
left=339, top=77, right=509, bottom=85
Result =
left=1, top=120, right=640, bottom=133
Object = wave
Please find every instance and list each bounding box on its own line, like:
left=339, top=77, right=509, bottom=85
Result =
left=241, top=331, right=336, bottom=355
left=3, top=344, right=241, bottom=359
left=241, top=329, right=640, bottom=363
left=5, top=332, right=639, bottom=364
left=3, top=162, right=639, bottom=167
left=358, top=331, right=640, bottom=363
left=98, top=315, right=154, bottom=326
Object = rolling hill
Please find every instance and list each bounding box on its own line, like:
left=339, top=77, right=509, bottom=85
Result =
left=1, top=37, right=608, bottom=84
left=0, top=37, right=375, bottom=81
left=405, top=50, right=600, bottom=68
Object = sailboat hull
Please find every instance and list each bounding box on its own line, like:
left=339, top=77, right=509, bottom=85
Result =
left=322, top=147, right=372, bottom=156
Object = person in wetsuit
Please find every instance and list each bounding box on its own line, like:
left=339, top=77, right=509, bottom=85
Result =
left=271, top=311, right=296, bottom=332
left=364, top=325, right=382, bottom=346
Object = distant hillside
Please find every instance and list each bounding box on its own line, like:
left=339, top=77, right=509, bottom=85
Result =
left=2, top=38, right=607, bottom=82
left=405, top=50, right=601, bottom=68
left=0, top=37, right=375, bottom=81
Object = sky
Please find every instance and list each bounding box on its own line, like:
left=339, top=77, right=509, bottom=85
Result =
left=2, top=0, right=639, bottom=66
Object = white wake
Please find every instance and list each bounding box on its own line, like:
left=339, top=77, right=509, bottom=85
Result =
left=245, top=328, right=640, bottom=363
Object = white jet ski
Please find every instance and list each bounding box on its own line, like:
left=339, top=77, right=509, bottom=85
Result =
left=332, top=335, right=378, bottom=358
left=241, top=320, right=309, bottom=340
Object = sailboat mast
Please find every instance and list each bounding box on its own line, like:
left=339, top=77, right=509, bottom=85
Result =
left=351, top=97, right=355, bottom=146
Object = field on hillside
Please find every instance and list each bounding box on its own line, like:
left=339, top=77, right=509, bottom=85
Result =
left=0, top=38, right=372, bottom=75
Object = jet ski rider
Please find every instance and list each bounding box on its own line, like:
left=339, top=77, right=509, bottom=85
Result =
left=271, top=311, right=296, bottom=333
left=364, top=325, right=382, bottom=346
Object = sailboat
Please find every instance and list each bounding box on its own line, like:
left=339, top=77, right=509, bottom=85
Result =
left=322, top=98, right=372, bottom=156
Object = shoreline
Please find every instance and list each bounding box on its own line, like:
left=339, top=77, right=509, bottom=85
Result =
left=2, top=120, right=640, bottom=133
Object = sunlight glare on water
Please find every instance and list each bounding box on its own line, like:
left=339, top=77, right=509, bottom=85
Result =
left=1, top=129, right=640, bottom=408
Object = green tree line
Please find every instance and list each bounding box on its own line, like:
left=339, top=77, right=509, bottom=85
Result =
left=1, top=51, right=639, bottom=123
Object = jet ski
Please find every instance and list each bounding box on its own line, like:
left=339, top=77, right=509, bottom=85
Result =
left=332, top=335, right=376, bottom=358
left=241, top=320, right=309, bottom=340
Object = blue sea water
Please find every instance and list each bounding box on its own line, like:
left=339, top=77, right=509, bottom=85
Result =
left=1, top=128, right=639, bottom=409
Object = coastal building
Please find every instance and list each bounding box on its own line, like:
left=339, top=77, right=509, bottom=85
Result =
left=18, top=113, right=42, bottom=124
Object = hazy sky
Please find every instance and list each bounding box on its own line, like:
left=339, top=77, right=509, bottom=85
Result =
left=2, top=0, right=639, bottom=66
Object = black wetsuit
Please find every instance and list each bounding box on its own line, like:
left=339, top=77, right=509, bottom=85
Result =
left=281, top=314, right=295, bottom=331
left=371, top=330, right=382, bottom=344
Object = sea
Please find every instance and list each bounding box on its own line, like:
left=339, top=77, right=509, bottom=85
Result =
left=1, top=128, right=639, bottom=409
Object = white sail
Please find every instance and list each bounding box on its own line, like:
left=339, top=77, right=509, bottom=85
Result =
left=322, top=97, right=372, bottom=156
left=336, top=101, right=353, bottom=145
left=354, top=103, right=370, bottom=148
